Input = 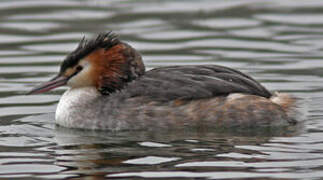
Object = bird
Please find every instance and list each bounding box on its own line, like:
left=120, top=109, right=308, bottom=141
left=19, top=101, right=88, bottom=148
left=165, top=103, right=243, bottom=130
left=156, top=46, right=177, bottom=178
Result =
left=27, top=32, right=300, bottom=131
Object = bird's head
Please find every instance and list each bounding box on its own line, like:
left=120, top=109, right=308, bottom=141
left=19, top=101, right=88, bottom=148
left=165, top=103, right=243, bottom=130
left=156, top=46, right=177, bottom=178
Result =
left=27, top=32, right=145, bottom=95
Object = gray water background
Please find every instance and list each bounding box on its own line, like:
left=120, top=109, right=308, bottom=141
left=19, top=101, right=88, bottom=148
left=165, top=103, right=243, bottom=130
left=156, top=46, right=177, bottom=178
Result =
left=0, top=0, right=323, bottom=179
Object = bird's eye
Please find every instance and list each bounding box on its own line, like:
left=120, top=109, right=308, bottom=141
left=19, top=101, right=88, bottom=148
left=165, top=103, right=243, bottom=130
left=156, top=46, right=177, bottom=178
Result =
left=76, top=66, right=83, bottom=71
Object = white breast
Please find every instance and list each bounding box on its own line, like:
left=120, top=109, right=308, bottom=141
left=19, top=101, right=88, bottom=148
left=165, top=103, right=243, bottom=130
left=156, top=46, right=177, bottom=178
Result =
left=55, top=87, right=100, bottom=128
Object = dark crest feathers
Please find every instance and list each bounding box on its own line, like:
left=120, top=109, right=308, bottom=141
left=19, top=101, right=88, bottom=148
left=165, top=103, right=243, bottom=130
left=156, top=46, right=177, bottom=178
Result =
left=60, top=31, right=120, bottom=73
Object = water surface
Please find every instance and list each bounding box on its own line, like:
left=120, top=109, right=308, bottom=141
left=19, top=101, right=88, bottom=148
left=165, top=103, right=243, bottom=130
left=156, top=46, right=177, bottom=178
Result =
left=0, top=0, right=323, bottom=179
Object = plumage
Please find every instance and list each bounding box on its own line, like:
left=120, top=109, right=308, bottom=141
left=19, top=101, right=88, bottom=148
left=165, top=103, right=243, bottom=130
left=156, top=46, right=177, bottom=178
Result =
left=123, top=65, right=272, bottom=102
left=27, top=32, right=301, bottom=131
left=60, top=32, right=120, bottom=74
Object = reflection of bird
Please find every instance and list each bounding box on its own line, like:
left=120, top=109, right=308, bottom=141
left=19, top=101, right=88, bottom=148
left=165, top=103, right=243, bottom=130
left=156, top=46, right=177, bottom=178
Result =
left=27, top=32, right=299, bottom=130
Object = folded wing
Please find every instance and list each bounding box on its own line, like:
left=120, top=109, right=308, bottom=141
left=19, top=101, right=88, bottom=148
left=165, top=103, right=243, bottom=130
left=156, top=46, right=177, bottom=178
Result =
left=125, top=65, right=272, bottom=101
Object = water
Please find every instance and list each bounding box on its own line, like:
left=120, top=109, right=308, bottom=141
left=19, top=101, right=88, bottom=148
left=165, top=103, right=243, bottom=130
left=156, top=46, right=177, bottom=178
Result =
left=0, top=0, right=323, bottom=179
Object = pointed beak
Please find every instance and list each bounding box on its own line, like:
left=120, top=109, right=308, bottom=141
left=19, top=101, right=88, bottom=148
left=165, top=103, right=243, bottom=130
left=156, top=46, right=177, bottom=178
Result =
left=26, top=75, right=68, bottom=95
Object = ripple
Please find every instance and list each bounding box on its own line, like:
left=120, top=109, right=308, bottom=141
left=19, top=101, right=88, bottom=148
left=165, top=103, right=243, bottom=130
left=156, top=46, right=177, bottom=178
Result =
left=0, top=22, right=61, bottom=32
left=8, top=10, right=111, bottom=20
left=139, top=30, right=216, bottom=40
left=0, top=104, right=55, bottom=116
left=132, top=1, right=256, bottom=13
left=195, top=18, right=261, bottom=29
left=0, top=0, right=77, bottom=9
left=0, top=164, right=65, bottom=175
left=256, top=14, right=323, bottom=25
left=22, top=43, right=77, bottom=53
left=0, top=95, right=59, bottom=104
left=108, top=171, right=267, bottom=179
left=124, top=156, right=180, bottom=165
left=138, top=141, right=172, bottom=147
left=230, top=27, right=274, bottom=38
left=0, top=0, right=322, bottom=179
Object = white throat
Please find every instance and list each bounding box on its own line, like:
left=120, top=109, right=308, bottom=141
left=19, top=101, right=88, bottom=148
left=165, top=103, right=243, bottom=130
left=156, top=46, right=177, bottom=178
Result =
left=55, top=86, right=100, bottom=128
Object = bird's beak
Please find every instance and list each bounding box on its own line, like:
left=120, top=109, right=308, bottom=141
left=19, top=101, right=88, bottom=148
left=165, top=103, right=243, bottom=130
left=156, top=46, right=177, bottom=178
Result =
left=27, top=75, right=68, bottom=95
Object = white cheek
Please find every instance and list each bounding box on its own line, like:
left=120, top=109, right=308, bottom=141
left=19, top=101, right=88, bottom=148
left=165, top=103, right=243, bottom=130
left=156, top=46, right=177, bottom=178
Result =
left=67, top=62, right=93, bottom=88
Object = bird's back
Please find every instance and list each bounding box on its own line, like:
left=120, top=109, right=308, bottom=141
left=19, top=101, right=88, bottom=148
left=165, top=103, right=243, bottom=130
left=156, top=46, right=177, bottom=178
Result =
left=124, top=65, right=272, bottom=101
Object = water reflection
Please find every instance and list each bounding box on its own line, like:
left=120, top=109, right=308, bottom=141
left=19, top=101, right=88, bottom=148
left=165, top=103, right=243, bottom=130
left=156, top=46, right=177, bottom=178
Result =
left=52, top=125, right=301, bottom=178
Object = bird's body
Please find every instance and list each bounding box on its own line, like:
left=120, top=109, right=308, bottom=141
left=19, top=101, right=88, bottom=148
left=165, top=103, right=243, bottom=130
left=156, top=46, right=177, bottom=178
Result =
left=28, top=32, right=300, bottom=131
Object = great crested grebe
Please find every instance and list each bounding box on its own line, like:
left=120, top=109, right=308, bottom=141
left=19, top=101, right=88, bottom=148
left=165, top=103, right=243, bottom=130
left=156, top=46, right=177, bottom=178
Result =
left=27, top=32, right=300, bottom=130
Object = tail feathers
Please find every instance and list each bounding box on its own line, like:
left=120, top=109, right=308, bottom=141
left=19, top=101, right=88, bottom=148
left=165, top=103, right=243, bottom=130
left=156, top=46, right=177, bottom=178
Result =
left=270, top=92, right=306, bottom=124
